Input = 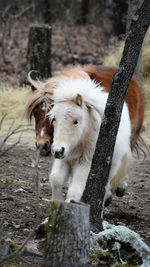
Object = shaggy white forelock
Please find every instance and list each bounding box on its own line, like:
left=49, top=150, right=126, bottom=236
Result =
left=53, top=78, right=103, bottom=103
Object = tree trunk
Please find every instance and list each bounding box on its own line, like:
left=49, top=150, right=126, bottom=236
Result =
left=76, top=0, right=89, bottom=25
left=26, top=24, right=51, bottom=81
left=42, top=0, right=52, bottom=24
left=126, top=0, right=143, bottom=87
left=82, top=0, right=150, bottom=233
left=44, top=201, right=90, bottom=267
left=112, top=0, right=128, bottom=36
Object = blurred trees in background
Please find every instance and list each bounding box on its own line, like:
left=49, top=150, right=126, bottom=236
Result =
left=126, top=0, right=143, bottom=87
left=0, top=0, right=129, bottom=39
left=0, top=0, right=143, bottom=85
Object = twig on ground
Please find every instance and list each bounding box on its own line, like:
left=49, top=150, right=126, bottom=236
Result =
left=0, top=133, right=23, bottom=157
left=35, top=149, right=40, bottom=199
left=0, top=112, right=34, bottom=157
left=29, top=149, right=41, bottom=224
left=0, top=112, right=11, bottom=130
left=0, top=230, right=36, bottom=266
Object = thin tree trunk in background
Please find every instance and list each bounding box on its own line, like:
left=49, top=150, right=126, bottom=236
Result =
left=126, top=0, right=143, bottom=87
left=82, top=0, right=150, bottom=233
left=76, top=0, right=89, bottom=25
left=26, top=24, right=51, bottom=81
left=44, top=201, right=90, bottom=267
left=42, top=0, right=51, bottom=24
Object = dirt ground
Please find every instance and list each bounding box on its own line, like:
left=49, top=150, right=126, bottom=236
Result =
left=0, top=137, right=150, bottom=254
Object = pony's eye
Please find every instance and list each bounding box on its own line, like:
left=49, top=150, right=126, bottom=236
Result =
left=51, top=118, right=56, bottom=124
left=74, top=120, right=78, bottom=125
left=33, top=112, right=37, bottom=118
left=40, top=102, right=46, bottom=111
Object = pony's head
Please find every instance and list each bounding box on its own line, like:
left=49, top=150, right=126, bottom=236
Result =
left=49, top=78, right=102, bottom=159
left=32, top=99, right=53, bottom=156
left=25, top=74, right=56, bottom=155
left=50, top=94, right=88, bottom=159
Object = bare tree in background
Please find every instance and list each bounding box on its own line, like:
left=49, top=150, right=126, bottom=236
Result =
left=42, top=0, right=52, bottom=24
left=126, top=0, right=143, bottom=87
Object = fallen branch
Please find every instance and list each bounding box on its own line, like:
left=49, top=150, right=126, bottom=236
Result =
left=0, top=133, right=23, bottom=157
left=0, top=230, right=36, bottom=266
left=0, top=112, right=34, bottom=157
left=30, top=149, right=41, bottom=225
left=0, top=112, right=11, bottom=130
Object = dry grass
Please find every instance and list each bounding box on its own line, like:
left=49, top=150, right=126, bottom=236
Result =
left=0, top=85, right=35, bottom=145
left=0, top=85, right=28, bottom=118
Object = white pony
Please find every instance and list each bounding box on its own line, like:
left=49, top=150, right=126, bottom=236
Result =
left=48, top=76, right=132, bottom=204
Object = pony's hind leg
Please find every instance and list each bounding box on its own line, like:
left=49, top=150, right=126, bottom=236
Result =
left=104, top=182, right=112, bottom=207
left=49, top=159, right=69, bottom=201
left=110, top=152, right=131, bottom=197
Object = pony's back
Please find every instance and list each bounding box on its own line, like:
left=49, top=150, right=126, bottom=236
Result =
left=81, top=65, right=145, bottom=150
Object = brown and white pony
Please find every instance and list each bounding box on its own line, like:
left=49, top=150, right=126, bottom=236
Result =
left=25, top=65, right=144, bottom=156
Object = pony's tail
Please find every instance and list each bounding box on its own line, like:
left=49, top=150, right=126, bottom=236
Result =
left=134, top=135, right=150, bottom=158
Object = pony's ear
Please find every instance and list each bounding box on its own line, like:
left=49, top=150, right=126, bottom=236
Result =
left=28, top=72, right=38, bottom=91
left=31, top=85, right=37, bottom=91
left=75, top=94, right=82, bottom=106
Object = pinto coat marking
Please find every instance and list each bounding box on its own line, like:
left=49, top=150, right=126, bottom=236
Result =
left=25, top=65, right=144, bottom=157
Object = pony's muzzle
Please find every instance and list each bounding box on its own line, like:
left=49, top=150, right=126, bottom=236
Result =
left=36, top=140, right=50, bottom=156
left=51, top=145, right=65, bottom=159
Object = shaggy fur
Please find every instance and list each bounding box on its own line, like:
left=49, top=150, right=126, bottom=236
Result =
left=25, top=65, right=144, bottom=155
left=25, top=64, right=144, bottom=198
left=48, top=77, right=132, bottom=202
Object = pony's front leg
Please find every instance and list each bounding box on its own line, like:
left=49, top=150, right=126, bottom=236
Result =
left=49, top=159, right=68, bottom=201
left=66, top=162, right=91, bottom=203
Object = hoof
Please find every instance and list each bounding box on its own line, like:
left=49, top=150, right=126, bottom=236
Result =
left=70, top=199, right=79, bottom=204
left=115, top=187, right=125, bottom=197
left=35, top=218, right=48, bottom=238
left=70, top=200, right=86, bottom=206
left=104, top=195, right=112, bottom=207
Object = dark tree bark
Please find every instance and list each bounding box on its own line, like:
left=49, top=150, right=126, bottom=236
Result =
left=76, top=0, right=89, bottom=25
left=42, top=0, right=52, bottom=24
left=44, top=201, right=90, bottom=267
left=82, top=0, right=150, bottom=233
left=126, top=0, right=143, bottom=87
left=26, top=24, right=51, bottom=81
left=112, top=0, right=128, bottom=36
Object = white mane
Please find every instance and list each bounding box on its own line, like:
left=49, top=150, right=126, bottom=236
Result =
left=53, top=77, right=108, bottom=116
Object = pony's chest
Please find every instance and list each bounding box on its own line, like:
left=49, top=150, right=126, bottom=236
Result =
left=68, top=146, right=83, bottom=162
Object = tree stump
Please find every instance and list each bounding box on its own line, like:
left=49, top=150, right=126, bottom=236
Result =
left=26, top=24, right=51, bottom=81
left=44, top=201, right=90, bottom=267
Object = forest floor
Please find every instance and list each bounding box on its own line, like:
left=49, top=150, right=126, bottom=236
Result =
left=0, top=135, right=150, bottom=253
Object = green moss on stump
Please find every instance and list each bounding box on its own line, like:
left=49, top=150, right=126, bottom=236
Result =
left=44, top=201, right=59, bottom=257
